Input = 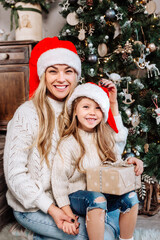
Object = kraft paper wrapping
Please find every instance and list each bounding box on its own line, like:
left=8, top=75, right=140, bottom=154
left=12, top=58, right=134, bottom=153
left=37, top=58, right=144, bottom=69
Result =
left=86, top=164, right=141, bottom=195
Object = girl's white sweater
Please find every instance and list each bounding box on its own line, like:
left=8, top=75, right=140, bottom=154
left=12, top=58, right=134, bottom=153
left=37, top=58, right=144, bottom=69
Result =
left=52, top=116, right=128, bottom=208
left=4, top=97, right=64, bottom=214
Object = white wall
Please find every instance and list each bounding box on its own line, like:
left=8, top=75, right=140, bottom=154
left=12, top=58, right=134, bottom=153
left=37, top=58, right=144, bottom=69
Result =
left=0, top=0, right=160, bottom=41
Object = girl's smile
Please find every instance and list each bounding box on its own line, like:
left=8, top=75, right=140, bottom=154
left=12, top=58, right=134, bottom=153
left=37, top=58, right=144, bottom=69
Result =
left=75, top=97, right=103, bottom=132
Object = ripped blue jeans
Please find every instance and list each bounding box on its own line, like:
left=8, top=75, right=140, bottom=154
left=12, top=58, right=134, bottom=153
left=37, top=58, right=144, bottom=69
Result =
left=69, top=190, right=139, bottom=215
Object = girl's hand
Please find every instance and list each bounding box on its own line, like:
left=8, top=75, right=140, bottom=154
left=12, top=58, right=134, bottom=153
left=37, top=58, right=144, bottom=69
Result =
left=62, top=221, right=79, bottom=235
left=98, top=79, right=117, bottom=104
left=48, top=204, right=74, bottom=230
left=99, top=79, right=119, bottom=116
left=127, top=157, right=144, bottom=176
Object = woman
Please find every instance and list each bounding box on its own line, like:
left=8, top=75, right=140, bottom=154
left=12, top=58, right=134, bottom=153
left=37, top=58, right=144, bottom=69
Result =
left=4, top=36, right=142, bottom=240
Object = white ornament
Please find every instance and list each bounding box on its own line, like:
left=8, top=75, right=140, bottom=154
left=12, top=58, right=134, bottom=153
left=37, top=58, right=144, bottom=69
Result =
left=145, top=61, right=160, bottom=78
left=109, top=73, right=121, bottom=85
left=78, top=28, right=86, bottom=41
left=62, top=0, right=70, bottom=11
left=98, top=43, right=108, bottom=57
left=131, top=112, right=140, bottom=127
left=66, top=12, right=79, bottom=26
left=155, top=108, right=160, bottom=125
left=145, top=1, right=156, bottom=15
left=122, top=87, right=135, bottom=105
left=115, top=12, right=123, bottom=20
left=126, top=108, right=132, bottom=117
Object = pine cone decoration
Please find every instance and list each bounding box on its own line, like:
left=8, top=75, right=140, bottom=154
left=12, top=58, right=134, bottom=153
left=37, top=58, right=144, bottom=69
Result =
left=128, top=127, right=136, bottom=135
left=87, top=0, right=93, bottom=6
left=128, top=5, right=136, bottom=13
left=139, top=89, right=148, bottom=98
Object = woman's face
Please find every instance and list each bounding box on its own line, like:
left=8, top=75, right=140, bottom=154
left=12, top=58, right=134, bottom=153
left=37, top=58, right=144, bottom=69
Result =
left=45, top=64, right=77, bottom=101
left=75, top=97, right=103, bottom=132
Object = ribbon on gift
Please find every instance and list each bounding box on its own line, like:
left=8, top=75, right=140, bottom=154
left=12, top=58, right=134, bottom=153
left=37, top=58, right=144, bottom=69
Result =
left=99, top=160, right=138, bottom=193
left=10, top=5, right=42, bottom=30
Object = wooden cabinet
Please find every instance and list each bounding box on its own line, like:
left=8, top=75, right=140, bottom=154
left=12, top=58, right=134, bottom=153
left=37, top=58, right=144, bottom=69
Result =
left=0, top=40, right=36, bottom=131
left=0, top=40, right=36, bottom=230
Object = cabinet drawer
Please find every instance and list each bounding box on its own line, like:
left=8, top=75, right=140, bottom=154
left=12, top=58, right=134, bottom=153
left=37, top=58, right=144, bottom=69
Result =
left=0, top=45, right=29, bottom=64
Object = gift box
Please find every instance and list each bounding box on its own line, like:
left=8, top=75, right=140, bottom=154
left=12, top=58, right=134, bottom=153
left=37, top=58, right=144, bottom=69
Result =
left=86, top=164, right=141, bottom=195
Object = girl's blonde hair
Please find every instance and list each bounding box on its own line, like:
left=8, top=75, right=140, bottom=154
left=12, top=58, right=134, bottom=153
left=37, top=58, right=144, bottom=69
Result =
left=59, top=97, right=116, bottom=173
left=32, top=72, right=77, bottom=168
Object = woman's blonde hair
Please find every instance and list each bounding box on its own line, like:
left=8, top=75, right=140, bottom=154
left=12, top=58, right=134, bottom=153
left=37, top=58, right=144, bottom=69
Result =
left=31, top=72, right=77, bottom=168
left=59, top=97, right=116, bottom=173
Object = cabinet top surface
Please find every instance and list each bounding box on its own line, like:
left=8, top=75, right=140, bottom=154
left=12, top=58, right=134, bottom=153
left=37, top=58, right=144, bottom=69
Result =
left=0, top=40, right=37, bottom=46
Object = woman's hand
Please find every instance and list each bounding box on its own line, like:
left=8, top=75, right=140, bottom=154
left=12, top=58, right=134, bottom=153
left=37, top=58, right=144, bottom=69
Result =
left=127, top=157, right=144, bottom=176
left=99, top=79, right=119, bottom=116
left=48, top=204, right=74, bottom=230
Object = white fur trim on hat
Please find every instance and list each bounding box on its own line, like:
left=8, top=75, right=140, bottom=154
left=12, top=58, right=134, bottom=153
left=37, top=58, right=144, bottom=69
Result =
left=67, top=83, right=110, bottom=122
left=37, top=48, right=81, bottom=80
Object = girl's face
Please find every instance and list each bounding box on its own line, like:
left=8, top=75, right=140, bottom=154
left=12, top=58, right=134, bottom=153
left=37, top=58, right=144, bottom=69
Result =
left=75, top=97, right=103, bottom=132
left=45, top=64, right=77, bottom=101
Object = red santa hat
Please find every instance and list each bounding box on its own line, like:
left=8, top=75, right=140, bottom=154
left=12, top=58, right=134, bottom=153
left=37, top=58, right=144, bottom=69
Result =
left=67, top=82, right=119, bottom=133
left=29, top=36, right=81, bottom=98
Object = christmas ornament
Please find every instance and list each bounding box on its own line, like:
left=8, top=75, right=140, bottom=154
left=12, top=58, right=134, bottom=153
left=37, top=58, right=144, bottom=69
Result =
left=152, top=97, right=160, bottom=125
left=76, top=7, right=84, bottom=14
left=113, top=22, right=121, bottom=39
left=88, top=54, right=98, bottom=63
left=115, top=12, right=123, bottom=20
left=133, top=79, right=144, bottom=89
left=145, top=1, right=156, bottom=15
left=98, top=43, right=108, bottom=57
left=125, top=108, right=132, bottom=117
left=105, top=9, right=116, bottom=20
left=78, top=28, right=86, bottom=41
left=122, top=83, right=135, bottom=105
left=148, top=43, right=156, bottom=52
left=144, top=143, right=149, bottom=153
left=131, top=112, right=140, bottom=127
left=105, top=35, right=109, bottom=40
left=88, top=68, right=95, bottom=77
left=66, top=12, right=79, bottom=26
left=88, top=23, right=95, bottom=36
left=140, top=0, right=147, bottom=4
left=145, top=61, right=160, bottom=78
left=86, top=0, right=93, bottom=6
left=109, top=73, right=121, bottom=85
left=128, top=127, right=136, bottom=135
left=62, top=0, right=70, bottom=11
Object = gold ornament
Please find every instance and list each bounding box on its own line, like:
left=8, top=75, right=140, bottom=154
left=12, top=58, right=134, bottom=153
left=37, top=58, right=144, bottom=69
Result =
left=144, top=143, right=149, bottom=153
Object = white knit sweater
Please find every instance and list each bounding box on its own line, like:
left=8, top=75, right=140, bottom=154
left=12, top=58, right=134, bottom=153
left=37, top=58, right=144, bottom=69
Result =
left=4, top=97, right=64, bottom=214
left=52, top=115, right=128, bottom=208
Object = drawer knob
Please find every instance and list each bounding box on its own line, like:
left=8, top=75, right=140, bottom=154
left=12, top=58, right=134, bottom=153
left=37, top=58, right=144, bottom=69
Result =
left=0, top=53, right=9, bottom=60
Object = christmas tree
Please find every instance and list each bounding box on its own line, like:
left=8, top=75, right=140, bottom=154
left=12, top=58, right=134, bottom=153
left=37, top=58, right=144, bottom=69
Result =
left=58, top=0, right=160, bottom=182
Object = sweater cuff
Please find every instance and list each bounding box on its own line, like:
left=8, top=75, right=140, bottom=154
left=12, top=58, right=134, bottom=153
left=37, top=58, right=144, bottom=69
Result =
left=55, top=196, right=70, bottom=208
left=114, top=115, right=123, bottom=130
left=35, top=193, right=53, bottom=214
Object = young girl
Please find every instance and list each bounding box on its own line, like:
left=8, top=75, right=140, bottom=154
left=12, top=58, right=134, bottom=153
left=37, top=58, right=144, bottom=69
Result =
left=52, top=82, right=143, bottom=240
